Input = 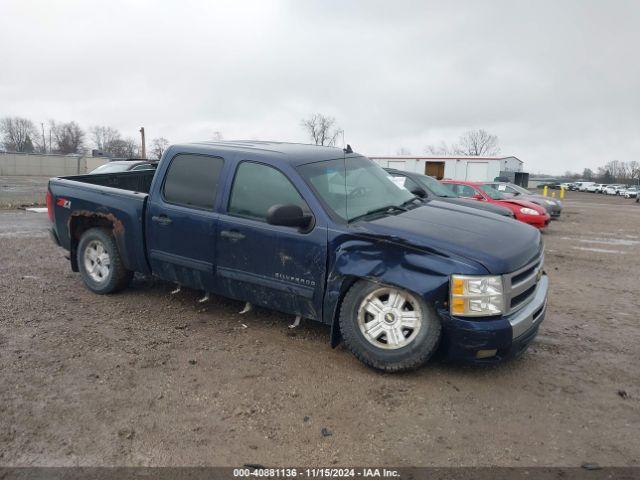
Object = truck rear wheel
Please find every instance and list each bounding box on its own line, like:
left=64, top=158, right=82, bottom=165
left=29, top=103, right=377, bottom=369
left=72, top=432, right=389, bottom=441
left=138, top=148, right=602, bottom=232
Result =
left=339, top=281, right=441, bottom=372
left=77, top=228, right=132, bottom=294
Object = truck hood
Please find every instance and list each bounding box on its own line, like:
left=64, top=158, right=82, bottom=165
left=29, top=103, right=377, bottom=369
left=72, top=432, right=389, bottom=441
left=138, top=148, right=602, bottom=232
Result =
left=355, top=204, right=542, bottom=274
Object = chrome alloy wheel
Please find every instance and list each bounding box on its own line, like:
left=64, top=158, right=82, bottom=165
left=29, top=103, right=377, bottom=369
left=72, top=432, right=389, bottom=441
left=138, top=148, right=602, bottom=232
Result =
left=357, top=287, right=422, bottom=350
left=83, top=239, right=111, bottom=283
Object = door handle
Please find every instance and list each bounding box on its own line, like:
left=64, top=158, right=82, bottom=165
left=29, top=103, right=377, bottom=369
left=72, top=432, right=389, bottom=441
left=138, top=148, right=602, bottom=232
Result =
left=152, top=214, right=172, bottom=226
left=220, top=230, right=245, bottom=241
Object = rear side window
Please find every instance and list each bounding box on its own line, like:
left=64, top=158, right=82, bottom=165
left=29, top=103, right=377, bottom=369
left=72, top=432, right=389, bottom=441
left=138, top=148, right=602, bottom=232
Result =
left=228, top=162, right=308, bottom=221
left=163, top=154, right=224, bottom=210
left=449, top=183, right=477, bottom=198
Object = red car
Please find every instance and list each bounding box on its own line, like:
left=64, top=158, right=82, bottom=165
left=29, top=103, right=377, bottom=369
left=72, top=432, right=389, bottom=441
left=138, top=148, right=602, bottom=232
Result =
left=442, top=180, right=551, bottom=229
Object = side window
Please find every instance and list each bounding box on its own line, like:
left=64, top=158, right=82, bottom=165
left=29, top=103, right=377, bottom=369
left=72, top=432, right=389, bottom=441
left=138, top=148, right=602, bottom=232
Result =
left=132, top=163, right=153, bottom=171
left=390, top=175, right=420, bottom=192
left=163, top=154, right=224, bottom=210
left=228, top=162, right=308, bottom=221
left=451, top=184, right=476, bottom=198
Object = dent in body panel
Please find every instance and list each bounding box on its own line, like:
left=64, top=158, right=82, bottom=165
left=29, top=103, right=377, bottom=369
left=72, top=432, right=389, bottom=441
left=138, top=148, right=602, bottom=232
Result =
left=322, top=229, right=489, bottom=346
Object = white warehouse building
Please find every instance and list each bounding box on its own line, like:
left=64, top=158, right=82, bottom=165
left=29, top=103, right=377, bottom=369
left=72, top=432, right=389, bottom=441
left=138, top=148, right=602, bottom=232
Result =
left=369, top=155, right=528, bottom=185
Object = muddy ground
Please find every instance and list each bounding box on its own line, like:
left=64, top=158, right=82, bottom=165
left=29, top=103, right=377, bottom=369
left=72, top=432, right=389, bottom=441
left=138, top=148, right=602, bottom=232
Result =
left=0, top=191, right=639, bottom=467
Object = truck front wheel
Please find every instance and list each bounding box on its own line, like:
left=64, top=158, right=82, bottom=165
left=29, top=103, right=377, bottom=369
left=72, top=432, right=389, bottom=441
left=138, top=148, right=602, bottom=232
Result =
left=77, top=228, right=132, bottom=294
left=339, top=281, right=441, bottom=372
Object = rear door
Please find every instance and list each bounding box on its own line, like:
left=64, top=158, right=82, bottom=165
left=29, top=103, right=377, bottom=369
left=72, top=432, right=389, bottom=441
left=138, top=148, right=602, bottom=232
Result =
left=146, top=153, right=225, bottom=291
left=216, top=161, right=327, bottom=320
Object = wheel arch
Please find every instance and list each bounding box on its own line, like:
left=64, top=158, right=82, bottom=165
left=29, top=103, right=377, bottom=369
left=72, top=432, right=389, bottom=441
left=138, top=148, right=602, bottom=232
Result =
left=326, top=271, right=450, bottom=348
left=68, top=212, right=126, bottom=272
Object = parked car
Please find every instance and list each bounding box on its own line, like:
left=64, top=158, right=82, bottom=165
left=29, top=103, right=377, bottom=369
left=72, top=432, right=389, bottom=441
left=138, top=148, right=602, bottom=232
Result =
left=442, top=180, right=551, bottom=229
left=575, top=181, right=596, bottom=191
left=585, top=183, right=601, bottom=192
left=484, top=182, right=562, bottom=218
left=559, top=183, right=573, bottom=190
left=593, top=184, right=608, bottom=193
left=47, top=141, right=548, bottom=371
left=384, top=168, right=515, bottom=218
left=622, top=186, right=640, bottom=198
left=604, top=184, right=625, bottom=195
left=90, top=160, right=157, bottom=174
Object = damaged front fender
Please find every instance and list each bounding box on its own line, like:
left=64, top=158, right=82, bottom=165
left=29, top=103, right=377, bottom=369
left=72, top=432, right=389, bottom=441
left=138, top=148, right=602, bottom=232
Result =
left=323, top=230, right=488, bottom=347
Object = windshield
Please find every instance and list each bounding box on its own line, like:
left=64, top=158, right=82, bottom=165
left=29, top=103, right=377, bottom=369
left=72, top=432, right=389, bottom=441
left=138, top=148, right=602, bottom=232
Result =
left=478, top=184, right=506, bottom=200
left=90, top=162, right=131, bottom=174
left=298, top=156, right=415, bottom=221
left=508, top=184, right=532, bottom=195
left=416, top=174, right=458, bottom=197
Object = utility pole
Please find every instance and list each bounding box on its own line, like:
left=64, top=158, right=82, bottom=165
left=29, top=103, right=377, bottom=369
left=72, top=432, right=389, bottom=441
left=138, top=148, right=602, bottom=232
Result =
left=41, top=123, right=46, bottom=153
left=139, top=127, right=146, bottom=159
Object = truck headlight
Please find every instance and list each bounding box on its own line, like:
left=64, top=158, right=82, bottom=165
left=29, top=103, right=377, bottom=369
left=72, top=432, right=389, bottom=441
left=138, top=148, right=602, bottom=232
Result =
left=450, top=275, right=504, bottom=317
left=520, top=207, right=539, bottom=215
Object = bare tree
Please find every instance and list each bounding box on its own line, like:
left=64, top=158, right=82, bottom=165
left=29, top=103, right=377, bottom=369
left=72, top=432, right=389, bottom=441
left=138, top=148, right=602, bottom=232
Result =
left=629, top=161, right=640, bottom=182
left=50, top=120, right=85, bottom=154
left=0, top=116, right=38, bottom=152
left=212, top=131, right=224, bottom=141
left=150, top=137, right=170, bottom=160
left=455, top=129, right=500, bottom=156
left=90, top=126, right=121, bottom=153
left=108, top=137, right=139, bottom=158
left=301, top=113, right=343, bottom=146
left=425, top=141, right=454, bottom=156
left=396, top=147, right=412, bottom=155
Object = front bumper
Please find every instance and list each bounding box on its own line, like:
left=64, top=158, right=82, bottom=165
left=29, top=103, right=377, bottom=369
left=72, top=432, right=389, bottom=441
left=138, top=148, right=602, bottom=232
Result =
left=548, top=204, right=562, bottom=217
left=438, top=275, right=549, bottom=364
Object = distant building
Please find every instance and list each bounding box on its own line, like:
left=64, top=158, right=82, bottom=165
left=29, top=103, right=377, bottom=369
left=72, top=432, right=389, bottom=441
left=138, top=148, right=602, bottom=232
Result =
left=369, top=155, right=529, bottom=186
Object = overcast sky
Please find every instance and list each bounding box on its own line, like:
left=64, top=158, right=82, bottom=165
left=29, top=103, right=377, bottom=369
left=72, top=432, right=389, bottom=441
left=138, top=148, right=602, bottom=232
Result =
left=1, top=0, right=639, bottom=174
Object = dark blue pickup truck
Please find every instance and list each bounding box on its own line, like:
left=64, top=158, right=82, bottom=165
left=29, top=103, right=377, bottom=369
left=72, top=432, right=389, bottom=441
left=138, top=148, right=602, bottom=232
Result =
left=47, top=141, right=548, bottom=371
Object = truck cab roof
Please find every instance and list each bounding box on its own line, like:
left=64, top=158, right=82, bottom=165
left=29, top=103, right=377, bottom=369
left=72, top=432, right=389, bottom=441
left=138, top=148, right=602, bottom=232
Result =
left=170, top=140, right=352, bottom=166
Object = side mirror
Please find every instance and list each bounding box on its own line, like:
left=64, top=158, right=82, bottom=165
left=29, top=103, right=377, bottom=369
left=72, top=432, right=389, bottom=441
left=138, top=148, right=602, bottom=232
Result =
left=473, top=194, right=484, bottom=201
left=410, top=187, right=427, bottom=198
left=266, top=204, right=313, bottom=230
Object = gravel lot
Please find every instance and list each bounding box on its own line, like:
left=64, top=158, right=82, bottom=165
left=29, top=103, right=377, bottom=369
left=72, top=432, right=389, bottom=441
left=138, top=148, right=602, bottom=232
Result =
left=0, top=176, right=50, bottom=208
left=1, top=192, right=639, bottom=467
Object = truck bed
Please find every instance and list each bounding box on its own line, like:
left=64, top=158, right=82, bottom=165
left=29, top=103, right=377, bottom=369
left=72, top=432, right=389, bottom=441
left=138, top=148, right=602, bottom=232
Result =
left=61, top=170, right=155, bottom=193
left=48, top=170, right=155, bottom=275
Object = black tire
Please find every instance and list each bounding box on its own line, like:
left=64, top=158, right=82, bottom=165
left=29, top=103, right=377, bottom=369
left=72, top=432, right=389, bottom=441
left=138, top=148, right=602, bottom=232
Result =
left=339, top=280, right=441, bottom=372
left=77, top=227, right=132, bottom=294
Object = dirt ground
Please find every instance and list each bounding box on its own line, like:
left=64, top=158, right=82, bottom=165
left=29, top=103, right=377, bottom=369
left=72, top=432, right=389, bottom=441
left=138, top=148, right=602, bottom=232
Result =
left=0, top=176, right=49, bottom=208
left=0, top=191, right=639, bottom=467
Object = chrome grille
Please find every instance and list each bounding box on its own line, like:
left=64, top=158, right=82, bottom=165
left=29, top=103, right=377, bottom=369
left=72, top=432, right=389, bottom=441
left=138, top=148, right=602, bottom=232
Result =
left=503, top=253, right=544, bottom=315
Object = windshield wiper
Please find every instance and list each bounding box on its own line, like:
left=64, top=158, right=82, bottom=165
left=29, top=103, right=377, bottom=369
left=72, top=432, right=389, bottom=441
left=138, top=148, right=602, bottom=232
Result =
left=348, top=204, right=407, bottom=223
left=400, top=196, right=424, bottom=208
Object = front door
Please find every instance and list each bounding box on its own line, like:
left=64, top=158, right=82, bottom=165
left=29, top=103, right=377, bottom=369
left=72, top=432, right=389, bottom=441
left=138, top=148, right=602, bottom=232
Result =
left=216, top=161, right=327, bottom=320
left=146, top=153, right=225, bottom=291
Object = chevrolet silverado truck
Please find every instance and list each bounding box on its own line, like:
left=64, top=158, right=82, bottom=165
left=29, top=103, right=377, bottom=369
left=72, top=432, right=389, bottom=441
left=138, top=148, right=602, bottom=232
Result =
left=47, top=141, right=548, bottom=372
